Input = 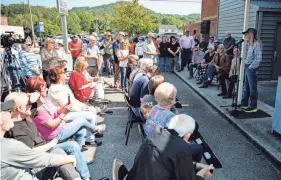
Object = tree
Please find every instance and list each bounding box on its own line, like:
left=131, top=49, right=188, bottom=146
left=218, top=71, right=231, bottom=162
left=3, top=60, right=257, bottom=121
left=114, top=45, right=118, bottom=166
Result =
left=161, top=16, right=184, bottom=29
left=44, top=20, right=61, bottom=36
left=77, top=11, right=94, bottom=33
left=113, top=0, right=159, bottom=35
left=67, top=12, right=82, bottom=35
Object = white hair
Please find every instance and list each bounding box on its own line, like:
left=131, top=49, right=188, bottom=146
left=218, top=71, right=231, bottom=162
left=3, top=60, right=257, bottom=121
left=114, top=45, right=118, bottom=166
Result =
left=88, top=35, right=96, bottom=41
left=168, top=114, right=196, bottom=137
left=154, top=82, right=177, bottom=107
left=147, top=32, right=154, bottom=37
left=139, top=58, right=153, bottom=71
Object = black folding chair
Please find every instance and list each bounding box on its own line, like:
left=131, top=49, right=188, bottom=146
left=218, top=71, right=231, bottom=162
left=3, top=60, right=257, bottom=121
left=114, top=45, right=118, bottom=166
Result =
left=124, top=94, right=144, bottom=145
left=112, top=159, right=129, bottom=180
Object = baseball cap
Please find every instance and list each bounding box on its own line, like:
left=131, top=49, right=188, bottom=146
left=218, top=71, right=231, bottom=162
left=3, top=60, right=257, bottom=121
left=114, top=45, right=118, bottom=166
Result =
left=0, top=100, right=16, bottom=111
left=242, top=28, right=257, bottom=35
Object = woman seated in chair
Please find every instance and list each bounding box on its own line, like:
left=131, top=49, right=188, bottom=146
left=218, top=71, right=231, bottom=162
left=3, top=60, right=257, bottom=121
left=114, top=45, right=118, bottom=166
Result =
left=47, top=65, right=103, bottom=146
left=141, top=75, right=178, bottom=120
left=26, top=77, right=106, bottom=148
left=199, top=44, right=230, bottom=96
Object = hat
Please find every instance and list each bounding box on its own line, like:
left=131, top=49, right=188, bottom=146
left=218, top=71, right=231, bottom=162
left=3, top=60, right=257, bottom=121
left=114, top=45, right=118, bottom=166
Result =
left=242, top=28, right=257, bottom=35
left=104, top=32, right=112, bottom=36
left=73, top=35, right=79, bottom=39
left=209, top=36, right=214, bottom=40
left=119, top=32, right=125, bottom=36
left=0, top=100, right=16, bottom=111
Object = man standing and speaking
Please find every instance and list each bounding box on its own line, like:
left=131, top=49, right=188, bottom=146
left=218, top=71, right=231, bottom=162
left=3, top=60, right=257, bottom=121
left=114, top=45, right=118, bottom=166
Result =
left=179, top=30, right=195, bottom=72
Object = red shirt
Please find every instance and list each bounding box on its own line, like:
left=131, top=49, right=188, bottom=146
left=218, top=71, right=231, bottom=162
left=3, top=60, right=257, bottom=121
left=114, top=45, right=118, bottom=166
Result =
left=68, top=41, right=83, bottom=58
left=68, top=71, right=92, bottom=102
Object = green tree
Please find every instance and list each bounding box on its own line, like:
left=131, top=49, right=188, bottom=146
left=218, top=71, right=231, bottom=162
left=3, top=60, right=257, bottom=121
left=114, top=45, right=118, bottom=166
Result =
left=113, top=0, right=159, bottom=35
left=44, top=20, right=61, bottom=36
left=67, top=11, right=81, bottom=35
left=77, top=11, right=94, bottom=33
left=161, top=16, right=184, bottom=29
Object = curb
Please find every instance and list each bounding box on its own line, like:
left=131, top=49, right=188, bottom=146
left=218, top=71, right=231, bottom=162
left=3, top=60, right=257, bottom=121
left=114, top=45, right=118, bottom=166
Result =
left=174, top=72, right=281, bottom=169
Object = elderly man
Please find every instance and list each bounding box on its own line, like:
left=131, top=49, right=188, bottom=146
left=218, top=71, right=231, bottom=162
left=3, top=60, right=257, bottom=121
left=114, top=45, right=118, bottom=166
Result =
left=200, top=44, right=230, bottom=96
left=223, top=32, right=236, bottom=60
left=189, top=47, right=205, bottom=78
left=4, top=92, right=94, bottom=179
left=101, top=32, right=114, bottom=77
left=143, top=33, right=158, bottom=60
left=113, top=32, right=125, bottom=87
left=207, top=37, right=215, bottom=49
left=84, top=36, right=101, bottom=77
left=179, top=30, right=195, bottom=71
left=20, top=42, right=42, bottom=79
left=127, top=114, right=214, bottom=180
left=0, top=101, right=78, bottom=180
left=69, top=35, right=83, bottom=68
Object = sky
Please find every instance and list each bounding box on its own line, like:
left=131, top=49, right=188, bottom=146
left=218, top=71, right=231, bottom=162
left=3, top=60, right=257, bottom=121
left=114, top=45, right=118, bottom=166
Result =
left=2, top=0, right=202, bottom=15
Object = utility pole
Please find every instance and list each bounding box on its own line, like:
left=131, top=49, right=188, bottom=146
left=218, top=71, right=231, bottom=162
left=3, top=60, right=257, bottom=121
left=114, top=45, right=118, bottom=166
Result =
left=57, top=0, right=69, bottom=52
left=28, top=0, right=36, bottom=47
left=237, top=0, right=251, bottom=103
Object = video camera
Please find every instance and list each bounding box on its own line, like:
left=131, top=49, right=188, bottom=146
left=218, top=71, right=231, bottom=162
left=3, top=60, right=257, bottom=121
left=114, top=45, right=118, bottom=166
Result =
left=1, top=31, right=25, bottom=48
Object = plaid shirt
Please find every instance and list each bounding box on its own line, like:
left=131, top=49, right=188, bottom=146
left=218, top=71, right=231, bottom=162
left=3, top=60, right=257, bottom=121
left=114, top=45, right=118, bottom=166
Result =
left=245, top=41, right=262, bottom=69
left=144, top=105, right=175, bottom=135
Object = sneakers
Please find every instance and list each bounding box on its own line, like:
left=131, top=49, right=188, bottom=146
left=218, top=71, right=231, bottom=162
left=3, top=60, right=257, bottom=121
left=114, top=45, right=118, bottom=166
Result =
left=199, top=84, right=208, bottom=88
left=244, top=107, right=258, bottom=113
left=85, top=140, right=103, bottom=146
left=86, top=159, right=94, bottom=165
left=96, top=124, right=106, bottom=133
left=217, top=93, right=226, bottom=96
left=240, top=105, right=248, bottom=110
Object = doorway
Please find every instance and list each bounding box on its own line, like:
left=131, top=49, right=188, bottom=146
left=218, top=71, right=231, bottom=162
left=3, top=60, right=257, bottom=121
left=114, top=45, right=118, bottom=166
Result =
left=272, top=23, right=281, bottom=80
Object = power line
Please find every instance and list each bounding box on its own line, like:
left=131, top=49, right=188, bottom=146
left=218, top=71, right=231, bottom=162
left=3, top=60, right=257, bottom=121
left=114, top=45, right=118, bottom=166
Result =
left=139, top=0, right=202, bottom=3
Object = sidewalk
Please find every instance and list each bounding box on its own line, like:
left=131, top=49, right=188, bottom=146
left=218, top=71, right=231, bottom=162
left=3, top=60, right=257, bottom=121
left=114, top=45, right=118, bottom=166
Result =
left=175, top=70, right=281, bottom=167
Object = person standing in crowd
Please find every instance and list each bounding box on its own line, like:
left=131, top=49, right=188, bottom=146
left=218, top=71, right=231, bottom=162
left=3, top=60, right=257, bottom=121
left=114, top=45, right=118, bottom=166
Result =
left=40, top=38, right=58, bottom=84
left=135, top=36, right=144, bottom=59
left=20, top=42, right=42, bottom=79
left=200, top=44, right=230, bottom=96
left=129, top=39, right=135, bottom=54
left=199, top=37, right=208, bottom=52
left=223, top=47, right=240, bottom=99
left=127, top=114, right=214, bottom=180
left=179, top=30, right=195, bottom=71
left=55, top=40, right=68, bottom=67
left=116, top=40, right=129, bottom=91
left=223, top=32, right=236, bottom=60
left=189, top=46, right=205, bottom=78
left=133, top=32, right=140, bottom=44
left=84, top=36, right=100, bottom=77
left=101, top=32, right=114, bottom=78
left=113, top=32, right=125, bottom=88
left=241, top=28, right=262, bottom=113
left=143, top=33, right=158, bottom=60
left=168, top=36, right=181, bottom=73
left=159, top=36, right=170, bottom=72
left=207, top=36, right=215, bottom=48
left=68, top=35, right=83, bottom=69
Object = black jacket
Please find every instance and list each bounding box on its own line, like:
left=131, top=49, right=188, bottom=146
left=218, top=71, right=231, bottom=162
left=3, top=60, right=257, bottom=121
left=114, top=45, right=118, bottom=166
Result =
left=127, top=129, right=204, bottom=180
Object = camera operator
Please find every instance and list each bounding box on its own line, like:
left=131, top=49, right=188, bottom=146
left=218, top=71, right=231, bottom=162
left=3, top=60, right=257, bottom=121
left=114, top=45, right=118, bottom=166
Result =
left=127, top=114, right=214, bottom=180
left=0, top=56, right=11, bottom=101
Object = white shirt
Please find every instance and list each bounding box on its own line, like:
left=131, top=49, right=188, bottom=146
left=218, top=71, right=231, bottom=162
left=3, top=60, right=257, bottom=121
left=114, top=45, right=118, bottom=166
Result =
left=179, top=35, right=195, bottom=49
left=135, top=42, right=144, bottom=56
left=117, top=49, right=129, bottom=67
left=208, top=42, right=215, bottom=48
left=84, top=44, right=100, bottom=66
left=143, top=41, right=156, bottom=59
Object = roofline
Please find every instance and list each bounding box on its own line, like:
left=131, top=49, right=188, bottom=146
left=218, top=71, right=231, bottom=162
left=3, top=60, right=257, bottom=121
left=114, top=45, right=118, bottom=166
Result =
left=258, top=7, right=281, bottom=12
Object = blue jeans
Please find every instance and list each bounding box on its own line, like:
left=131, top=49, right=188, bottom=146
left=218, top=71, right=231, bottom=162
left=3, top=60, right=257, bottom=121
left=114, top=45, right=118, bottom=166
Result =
left=120, top=67, right=127, bottom=88
left=8, top=69, right=20, bottom=88
left=53, top=141, right=90, bottom=179
left=159, top=57, right=169, bottom=72
left=65, top=111, right=97, bottom=143
left=241, top=68, right=258, bottom=108
left=56, top=118, right=96, bottom=147
left=203, top=64, right=216, bottom=86
left=72, top=57, right=77, bottom=70
left=189, top=64, right=201, bottom=77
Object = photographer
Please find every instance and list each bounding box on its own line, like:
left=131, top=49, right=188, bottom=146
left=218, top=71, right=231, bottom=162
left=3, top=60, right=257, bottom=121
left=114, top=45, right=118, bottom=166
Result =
left=127, top=114, right=214, bottom=180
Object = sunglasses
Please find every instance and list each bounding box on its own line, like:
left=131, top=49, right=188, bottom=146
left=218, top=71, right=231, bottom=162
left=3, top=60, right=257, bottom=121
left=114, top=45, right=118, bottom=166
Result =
left=27, top=44, right=32, bottom=47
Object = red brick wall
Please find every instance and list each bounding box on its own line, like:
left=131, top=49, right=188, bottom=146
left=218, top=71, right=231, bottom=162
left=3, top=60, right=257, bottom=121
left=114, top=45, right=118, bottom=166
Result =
left=184, top=22, right=201, bottom=36
left=210, top=20, right=217, bottom=37
left=1, top=17, right=8, bottom=25
left=201, top=0, right=218, bottom=20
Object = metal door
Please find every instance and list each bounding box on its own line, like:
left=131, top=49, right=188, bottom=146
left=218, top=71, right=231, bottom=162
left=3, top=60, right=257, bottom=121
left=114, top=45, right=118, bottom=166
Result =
left=272, top=23, right=281, bottom=79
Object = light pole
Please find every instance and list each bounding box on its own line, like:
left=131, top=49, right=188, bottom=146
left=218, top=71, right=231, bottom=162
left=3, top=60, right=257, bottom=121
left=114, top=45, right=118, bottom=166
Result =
left=28, top=0, right=36, bottom=47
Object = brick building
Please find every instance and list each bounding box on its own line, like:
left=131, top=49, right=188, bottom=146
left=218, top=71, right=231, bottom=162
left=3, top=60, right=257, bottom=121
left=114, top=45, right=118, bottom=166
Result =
left=201, top=0, right=218, bottom=38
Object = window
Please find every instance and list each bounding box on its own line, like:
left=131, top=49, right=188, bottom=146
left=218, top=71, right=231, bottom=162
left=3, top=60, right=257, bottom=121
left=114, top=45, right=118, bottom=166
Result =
left=165, top=29, right=169, bottom=32
left=193, top=30, right=196, bottom=34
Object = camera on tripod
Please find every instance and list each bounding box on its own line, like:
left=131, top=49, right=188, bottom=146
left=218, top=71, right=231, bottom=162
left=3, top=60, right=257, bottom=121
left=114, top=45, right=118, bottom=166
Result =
left=1, top=31, right=25, bottom=48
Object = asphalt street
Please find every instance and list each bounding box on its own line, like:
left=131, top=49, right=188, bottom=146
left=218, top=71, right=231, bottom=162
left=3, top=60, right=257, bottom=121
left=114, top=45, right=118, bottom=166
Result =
left=88, top=73, right=280, bottom=180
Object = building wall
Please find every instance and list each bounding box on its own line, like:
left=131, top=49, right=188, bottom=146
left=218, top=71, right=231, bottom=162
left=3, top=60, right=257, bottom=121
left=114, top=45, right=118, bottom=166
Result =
left=201, top=0, right=218, bottom=20
left=217, top=0, right=258, bottom=42
left=258, top=11, right=281, bottom=80
left=184, top=22, right=201, bottom=36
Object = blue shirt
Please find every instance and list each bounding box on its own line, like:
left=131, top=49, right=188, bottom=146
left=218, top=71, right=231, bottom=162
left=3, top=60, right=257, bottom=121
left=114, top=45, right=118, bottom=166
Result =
left=129, top=74, right=149, bottom=107
left=245, top=41, right=262, bottom=69
left=20, top=50, right=41, bottom=77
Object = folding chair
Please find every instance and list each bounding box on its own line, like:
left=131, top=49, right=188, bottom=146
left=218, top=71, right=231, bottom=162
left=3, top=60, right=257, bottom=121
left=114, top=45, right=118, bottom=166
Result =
left=112, top=159, right=129, bottom=180
left=124, top=94, right=144, bottom=145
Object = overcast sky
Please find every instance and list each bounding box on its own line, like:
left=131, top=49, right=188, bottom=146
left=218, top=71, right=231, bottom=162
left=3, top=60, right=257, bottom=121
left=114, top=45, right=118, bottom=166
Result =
left=2, top=0, right=202, bottom=15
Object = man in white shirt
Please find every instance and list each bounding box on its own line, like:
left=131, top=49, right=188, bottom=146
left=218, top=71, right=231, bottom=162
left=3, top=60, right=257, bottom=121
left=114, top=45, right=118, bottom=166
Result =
left=84, top=36, right=100, bottom=77
left=179, top=30, right=195, bottom=71
left=207, top=36, right=215, bottom=49
left=143, top=33, right=158, bottom=60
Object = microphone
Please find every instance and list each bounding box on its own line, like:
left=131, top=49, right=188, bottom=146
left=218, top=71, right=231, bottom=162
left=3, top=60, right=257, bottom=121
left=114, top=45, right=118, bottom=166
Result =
left=234, top=39, right=244, bottom=47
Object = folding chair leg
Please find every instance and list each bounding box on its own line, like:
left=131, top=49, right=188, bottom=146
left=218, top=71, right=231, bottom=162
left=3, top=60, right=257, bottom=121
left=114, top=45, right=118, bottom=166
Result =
left=125, top=121, right=132, bottom=145
left=125, top=110, right=132, bottom=135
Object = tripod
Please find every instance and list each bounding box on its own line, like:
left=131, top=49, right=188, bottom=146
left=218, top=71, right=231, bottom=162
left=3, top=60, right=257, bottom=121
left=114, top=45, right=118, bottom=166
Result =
left=3, top=47, right=26, bottom=92
left=220, top=45, right=242, bottom=117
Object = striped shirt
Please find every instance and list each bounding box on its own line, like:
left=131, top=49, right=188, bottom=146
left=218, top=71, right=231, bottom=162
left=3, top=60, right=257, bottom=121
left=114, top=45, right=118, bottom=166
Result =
left=144, top=105, right=175, bottom=135
left=245, top=41, right=262, bottom=69
left=20, top=50, right=41, bottom=77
